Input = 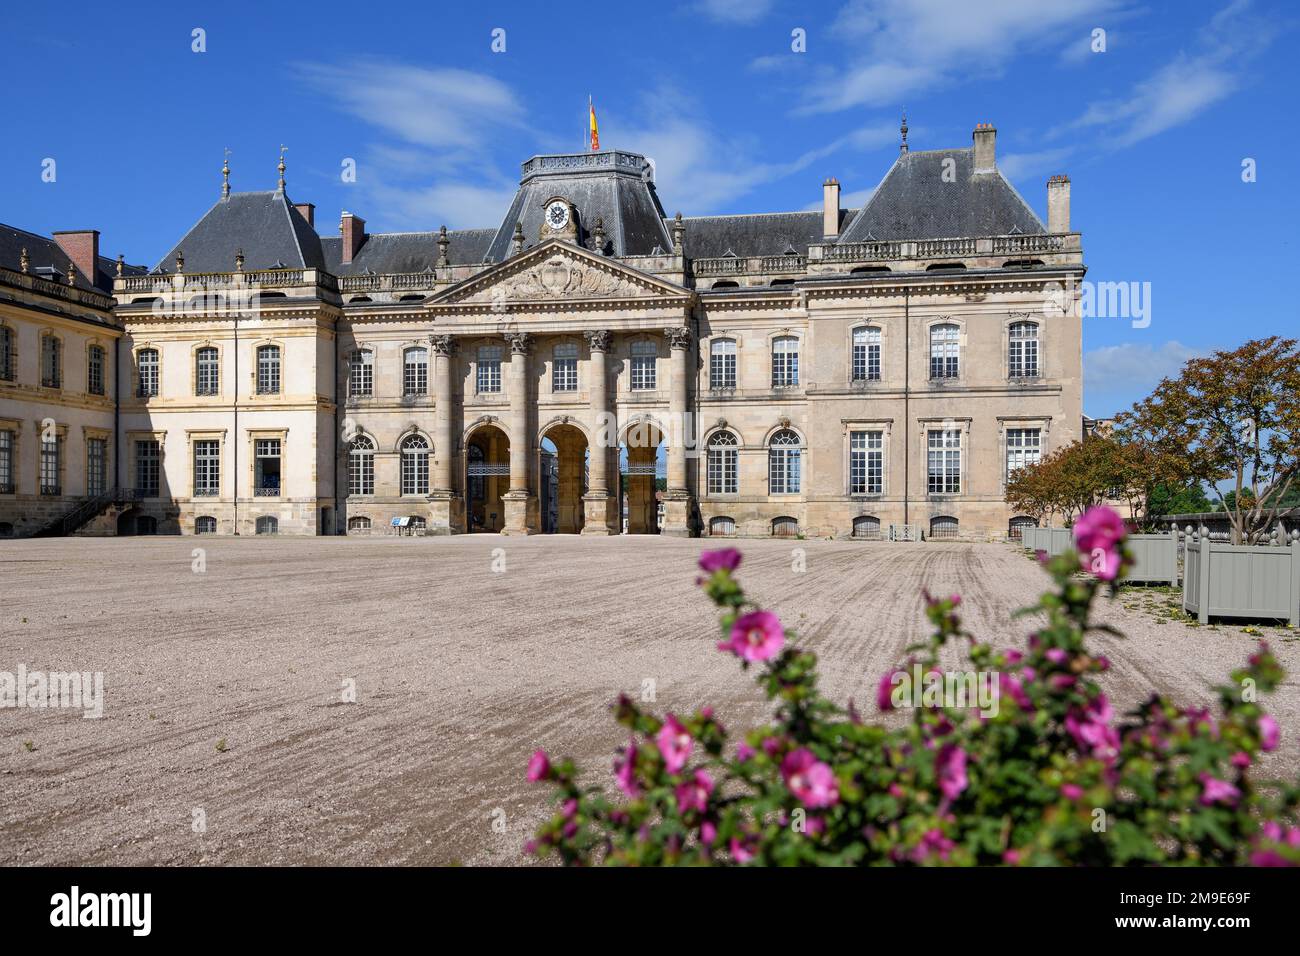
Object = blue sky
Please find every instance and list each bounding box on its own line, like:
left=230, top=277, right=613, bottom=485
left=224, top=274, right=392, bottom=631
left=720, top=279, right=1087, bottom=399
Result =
left=2, top=0, right=1296, bottom=418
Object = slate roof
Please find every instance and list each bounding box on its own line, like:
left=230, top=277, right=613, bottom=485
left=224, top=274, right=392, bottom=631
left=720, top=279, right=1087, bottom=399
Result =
left=0, top=222, right=144, bottom=292
left=320, top=228, right=496, bottom=275
left=153, top=190, right=325, bottom=274
left=838, top=148, right=1045, bottom=243
left=484, top=151, right=673, bottom=262
left=673, top=209, right=856, bottom=259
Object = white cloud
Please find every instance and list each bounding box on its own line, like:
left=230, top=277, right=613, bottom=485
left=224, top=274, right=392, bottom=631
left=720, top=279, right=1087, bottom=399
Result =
left=1084, top=340, right=1205, bottom=412
left=998, top=147, right=1073, bottom=182
left=694, top=0, right=775, bottom=24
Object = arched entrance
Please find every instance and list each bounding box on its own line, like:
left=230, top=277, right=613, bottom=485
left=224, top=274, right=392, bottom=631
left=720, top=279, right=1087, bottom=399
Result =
left=465, top=423, right=510, bottom=533
left=539, top=422, right=588, bottom=534
left=620, top=418, right=664, bottom=535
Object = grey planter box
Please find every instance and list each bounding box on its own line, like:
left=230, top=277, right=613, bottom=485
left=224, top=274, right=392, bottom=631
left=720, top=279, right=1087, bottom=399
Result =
left=1182, top=535, right=1300, bottom=625
left=1022, top=526, right=1071, bottom=557
left=1125, top=532, right=1179, bottom=586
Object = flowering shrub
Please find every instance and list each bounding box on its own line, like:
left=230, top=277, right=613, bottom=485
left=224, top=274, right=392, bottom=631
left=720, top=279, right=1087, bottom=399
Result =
left=526, top=507, right=1300, bottom=865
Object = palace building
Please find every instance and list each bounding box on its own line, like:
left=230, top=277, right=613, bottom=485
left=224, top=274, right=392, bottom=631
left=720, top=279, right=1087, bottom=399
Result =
left=0, top=121, right=1083, bottom=539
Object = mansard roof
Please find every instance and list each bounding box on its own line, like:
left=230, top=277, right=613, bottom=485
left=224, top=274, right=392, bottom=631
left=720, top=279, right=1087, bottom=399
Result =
left=672, top=209, right=857, bottom=260
left=838, top=148, right=1045, bottom=243
left=153, top=190, right=325, bottom=274
left=321, top=228, right=496, bottom=275
left=484, top=150, right=673, bottom=262
left=0, top=222, right=142, bottom=292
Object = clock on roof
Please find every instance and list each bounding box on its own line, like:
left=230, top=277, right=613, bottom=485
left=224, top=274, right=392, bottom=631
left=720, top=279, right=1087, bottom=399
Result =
left=539, top=196, right=578, bottom=243
left=546, top=200, right=570, bottom=230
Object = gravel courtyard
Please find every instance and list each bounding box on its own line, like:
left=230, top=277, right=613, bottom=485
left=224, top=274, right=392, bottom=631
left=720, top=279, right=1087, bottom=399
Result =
left=1, top=535, right=1296, bottom=866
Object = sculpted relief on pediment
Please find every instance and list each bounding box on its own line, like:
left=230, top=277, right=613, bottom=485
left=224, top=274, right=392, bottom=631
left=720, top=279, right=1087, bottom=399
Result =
left=455, top=252, right=665, bottom=305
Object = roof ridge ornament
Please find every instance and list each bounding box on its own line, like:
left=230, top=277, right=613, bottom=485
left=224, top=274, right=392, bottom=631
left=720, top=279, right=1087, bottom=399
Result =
left=277, top=145, right=287, bottom=192
left=900, top=111, right=908, bottom=153
left=437, top=225, right=450, bottom=267
left=222, top=147, right=231, bottom=199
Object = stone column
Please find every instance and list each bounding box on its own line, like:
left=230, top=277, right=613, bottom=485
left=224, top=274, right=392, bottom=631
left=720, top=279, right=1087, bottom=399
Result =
left=502, top=331, right=536, bottom=534
left=582, top=330, right=617, bottom=534
left=662, top=325, right=694, bottom=537
left=428, top=335, right=463, bottom=534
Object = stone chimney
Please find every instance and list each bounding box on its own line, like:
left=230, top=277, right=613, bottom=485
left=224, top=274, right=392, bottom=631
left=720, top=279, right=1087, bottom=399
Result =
left=340, top=211, right=366, bottom=265
left=822, top=178, right=841, bottom=238
left=972, top=122, right=996, bottom=173
left=1047, top=175, right=1071, bottom=233
left=52, top=230, right=99, bottom=287
left=294, top=202, right=315, bottom=228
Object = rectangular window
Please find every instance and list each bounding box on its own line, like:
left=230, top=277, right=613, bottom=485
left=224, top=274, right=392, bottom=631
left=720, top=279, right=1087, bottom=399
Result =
left=852, top=328, right=881, bottom=382
left=87, top=346, right=105, bottom=396
left=630, top=341, right=657, bottom=391
left=137, top=349, right=159, bottom=397
left=0, top=429, right=13, bottom=493
left=196, top=347, right=219, bottom=396
left=42, top=336, right=61, bottom=388
left=135, top=440, right=160, bottom=496
left=404, top=348, right=428, bottom=396
left=349, top=445, right=374, bottom=496
left=929, top=325, right=960, bottom=379
left=710, top=340, right=736, bottom=389
left=706, top=435, right=738, bottom=495
left=927, top=429, right=961, bottom=494
left=254, top=438, right=281, bottom=495
left=772, top=337, right=799, bottom=388
left=193, top=439, right=220, bottom=496
left=477, top=346, right=502, bottom=393
left=849, top=430, right=884, bottom=495
left=1009, top=323, right=1039, bottom=378
left=40, top=436, right=61, bottom=495
left=256, top=346, right=281, bottom=395
left=1006, top=427, right=1042, bottom=478
left=349, top=350, right=373, bottom=397
left=87, top=438, right=106, bottom=497
left=552, top=343, right=578, bottom=392
left=0, top=326, right=12, bottom=381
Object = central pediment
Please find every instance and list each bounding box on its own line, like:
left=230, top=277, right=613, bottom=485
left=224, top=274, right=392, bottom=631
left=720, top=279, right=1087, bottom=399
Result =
left=426, top=239, right=692, bottom=312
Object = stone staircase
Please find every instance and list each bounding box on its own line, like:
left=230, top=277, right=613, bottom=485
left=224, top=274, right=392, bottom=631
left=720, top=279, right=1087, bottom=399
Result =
left=30, top=488, right=141, bottom=538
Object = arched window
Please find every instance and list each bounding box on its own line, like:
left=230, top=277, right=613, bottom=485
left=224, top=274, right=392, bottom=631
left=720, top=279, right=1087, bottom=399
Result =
left=709, top=516, right=736, bottom=536
left=195, top=346, right=219, bottom=396
left=0, top=522, right=13, bottom=537
left=0, top=325, right=12, bottom=381
left=255, top=515, right=278, bottom=535
left=136, top=515, right=158, bottom=536
left=852, top=326, right=881, bottom=382
left=1008, top=321, right=1039, bottom=378
left=929, top=324, right=959, bottom=379
left=348, top=515, right=372, bottom=532
left=852, top=515, right=881, bottom=539
left=929, top=515, right=959, bottom=539
left=349, top=435, right=375, bottom=496
left=404, top=347, right=428, bottom=396
left=706, top=430, right=738, bottom=495
left=349, top=349, right=373, bottom=397
left=552, top=342, right=578, bottom=392
left=256, top=345, right=281, bottom=394
left=772, top=516, right=799, bottom=538
left=401, top=434, right=429, bottom=496
left=1008, top=515, right=1038, bottom=540
left=771, top=336, right=799, bottom=388
left=136, top=348, right=159, bottom=397
left=630, top=340, right=657, bottom=391
left=768, top=429, right=801, bottom=494
left=710, top=339, right=736, bottom=389
left=195, top=515, right=217, bottom=535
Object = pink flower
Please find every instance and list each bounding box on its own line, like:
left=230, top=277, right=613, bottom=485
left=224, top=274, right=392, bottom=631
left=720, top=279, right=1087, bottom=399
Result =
left=657, top=714, right=693, bottom=774
left=675, top=769, right=714, bottom=815
left=781, top=748, right=839, bottom=808
left=718, top=610, right=785, bottom=662
left=736, top=742, right=755, bottom=763
left=877, top=669, right=902, bottom=710
left=1074, top=506, right=1126, bottom=581
left=1259, top=714, right=1280, bottom=752
left=1066, top=695, right=1120, bottom=762
left=561, top=798, right=578, bottom=819
left=1231, top=751, right=1252, bottom=768
left=910, top=828, right=956, bottom=863
left=526, top=749, right=551, bottom=782
left=730, top=834, right=759, bottom=863
left=1003, top=849, right=1022, bottom=865
left=614, top=741, right=640, bottom=797
left=698, top=548, right=742, bottom=574
left=1199, top=773, right=1241, bottom=807
left=935, top=744, right=968, bottom=802
left=1060, top=783, right=1083, bottom=800
left=998, top=671, right=1032, bottom=711
left=700, top=820, right=717, bottom=845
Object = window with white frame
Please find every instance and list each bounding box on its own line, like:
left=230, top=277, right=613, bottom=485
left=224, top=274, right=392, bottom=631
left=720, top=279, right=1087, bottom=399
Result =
left=707, top=430, right=738, bottom=495
left=852, top=327, right=881, bottom=382
left=135, top=439, right=160, bottom=496
left=41, top=334, right=61, bottom=388
left=552, top=342, right=578, bottom=392
left=401, top=434, right=429, bottom=495
left=630, top=340, right=657, bottom=391
left=710, top=339, right=736, bottom=389
left=254, top=438, right=281, bottom=495
left=477, top=346, right=502, bottom=393
left=849, top=430, right=884, bottom=495
left=348, top=515, right=371, bottom=532
left=193, top=439, right=220, bottom=496
left=196, top=346, right=219, bottom=396
left=929, top=324, right=960, bottom=379
left=136, top=348, right=159, bottom=397
left=256, top=345, right=281, bottom=394
left=927, top=429, right=961, bottom=494
left=1008, top=322, right=1039, bottom=378
left=349, top=349, right=373, bottom=397
left=87, top=346, right=105, bottom=396
left=349, top=435, right=375, bottom=496
left=0, top=429, right=12, bottom=493
left=195, top=515, right=217, bottom=535
left=768, top=429, right=802, bottom=494
left=404, top=347, right=428, bottom=396
left=0, top=326, right=12, bottom=381
left=39, top=435, right=60, bottom=495
left=1006, top=427, right=1042, bottom=477
left=87, top=438, right=106, bottom=496
left=771, top=336, right=799, bottom=388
